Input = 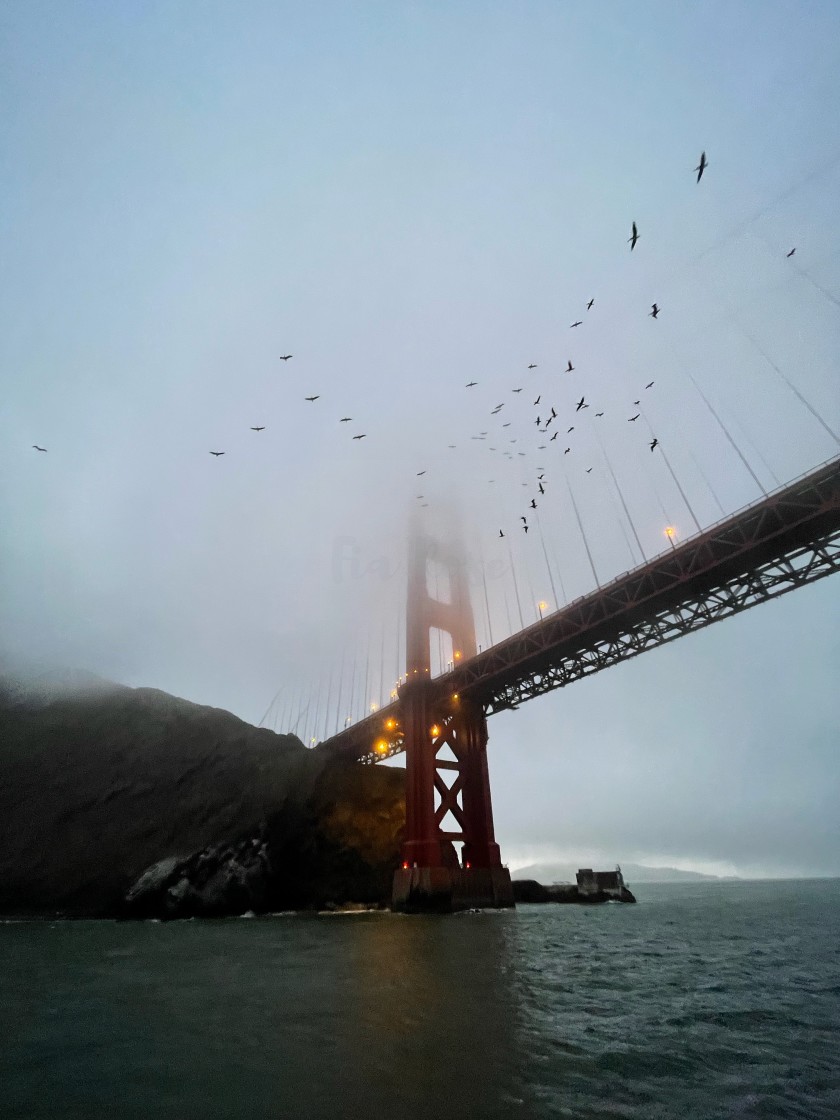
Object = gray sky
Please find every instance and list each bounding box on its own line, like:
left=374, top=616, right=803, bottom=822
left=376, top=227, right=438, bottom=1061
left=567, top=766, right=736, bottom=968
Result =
left=2, top=1, right=839, bottom=877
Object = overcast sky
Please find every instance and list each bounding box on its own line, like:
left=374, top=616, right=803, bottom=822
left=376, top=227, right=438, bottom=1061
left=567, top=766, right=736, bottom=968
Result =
left=2, top=1, right=839, bottom=878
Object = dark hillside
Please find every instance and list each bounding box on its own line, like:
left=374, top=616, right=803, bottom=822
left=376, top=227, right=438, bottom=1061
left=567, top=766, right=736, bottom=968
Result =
left=0, top=670, right=404, bottom=916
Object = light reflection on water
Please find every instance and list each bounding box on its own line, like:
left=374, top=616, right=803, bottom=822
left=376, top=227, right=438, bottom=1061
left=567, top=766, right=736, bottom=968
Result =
left=2, top=880, right=839, bottom=1119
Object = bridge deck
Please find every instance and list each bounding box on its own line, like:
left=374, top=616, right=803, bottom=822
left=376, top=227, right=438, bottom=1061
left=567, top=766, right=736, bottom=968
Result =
left=317, top=455, right=840, bottom=763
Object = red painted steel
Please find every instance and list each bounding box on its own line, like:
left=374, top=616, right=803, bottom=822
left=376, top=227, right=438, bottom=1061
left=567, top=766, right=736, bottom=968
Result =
left=398, top=526, right=502, bottom=870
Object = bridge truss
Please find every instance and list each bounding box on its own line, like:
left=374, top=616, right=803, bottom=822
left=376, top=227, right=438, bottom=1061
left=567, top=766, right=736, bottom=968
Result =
left=318, top=454, right=840, bottom=764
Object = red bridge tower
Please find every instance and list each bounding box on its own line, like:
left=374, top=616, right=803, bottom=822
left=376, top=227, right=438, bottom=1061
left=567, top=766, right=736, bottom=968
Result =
left=392, top=522, right=514, bottom=911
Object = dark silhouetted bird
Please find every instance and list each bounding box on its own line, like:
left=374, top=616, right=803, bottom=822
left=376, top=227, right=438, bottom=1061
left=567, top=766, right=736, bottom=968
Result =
left=595, top=411, right=604, bottom=417
left=210, top=451, right=225, bottom=456
left=528, top=363, right=538, bottom=369
left=305, top=395, right=319, bottom=401
left=250, top=426, right=265, bottom=431
left=503, top=422, right=511, bottom=427
left=512, top=388, right=523, bottom=393
left=634, top=400, right=640, bottom=405
left=535, top=416, right=541, bottom=426
left=534, top=395, right=540, bottom=405
left=417, top=470, right=426, bottom=475
left=520, top=516, right=527, bottom=523
left=628, top=414, right=640, bottom=422
left=629, top=221, right=639, bottom=250
left=340, top=417, right=352, bottom=422
left=530, top=499, right=536, bottom=509
left=650, top=438, right=659, bottom=451
left=550, top=432, right=558, bottom=441
left=649, top=303, right=660, bottom=319
left=695, top=151, right=708, bottom=182
left=466, top=381, right=478, bottom=387
left=279, top=354, right=293, bottom=361
left=566, top=360, right=574, bottom=372
left=32, top=445, right=47, bottom=452
left=645, top=381, right=654, bottom=389
left=538, top=483, right=545, bottom=494
left=564, top=447, right=571, bottom=454
left=586, top=467, right=593, bottom=473
left=567, top=426, right=574, bottom=433
left=570, top=320, right=582, bottom=328
left=499, top=530, right=504, bottom=537
left=551, top=407, right=557, bottom=418
left=576, top=397, right=587, bottom=411
left=523, top=524, right=529, bottom=533
left=353, top=434, right=367, bottom=440
left=786, top=248, right=796, bottom=258
left=587, top=298, right=595, bottom=310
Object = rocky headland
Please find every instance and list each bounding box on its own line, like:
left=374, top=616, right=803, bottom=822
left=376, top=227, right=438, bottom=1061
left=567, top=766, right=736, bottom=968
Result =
left=0, top=668, right=404, bottom=918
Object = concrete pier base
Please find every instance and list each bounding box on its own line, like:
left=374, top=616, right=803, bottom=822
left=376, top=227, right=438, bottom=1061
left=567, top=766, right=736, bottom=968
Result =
left=391, top=866, right=515, bottom=913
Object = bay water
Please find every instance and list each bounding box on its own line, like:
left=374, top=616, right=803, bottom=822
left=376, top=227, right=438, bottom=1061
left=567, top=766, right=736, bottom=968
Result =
left=2, top=879, right=838, bottom=1119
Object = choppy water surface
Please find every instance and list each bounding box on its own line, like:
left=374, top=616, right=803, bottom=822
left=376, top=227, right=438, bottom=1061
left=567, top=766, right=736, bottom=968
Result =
left=2, top=880, right=839, bottom=1119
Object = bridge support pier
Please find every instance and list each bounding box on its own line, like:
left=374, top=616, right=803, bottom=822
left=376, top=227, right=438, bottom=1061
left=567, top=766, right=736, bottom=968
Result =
left=391, top=682, right=513, bottom=913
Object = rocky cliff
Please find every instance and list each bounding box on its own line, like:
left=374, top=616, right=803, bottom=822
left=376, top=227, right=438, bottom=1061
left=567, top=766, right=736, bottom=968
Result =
left=0, top=669, right=405, bottom=917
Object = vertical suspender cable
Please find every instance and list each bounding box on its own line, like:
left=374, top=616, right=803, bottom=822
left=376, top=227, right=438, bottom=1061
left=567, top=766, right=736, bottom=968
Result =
left=689, top=374, right=767, bottom=496
left=566, top=476, right=600, bottom=589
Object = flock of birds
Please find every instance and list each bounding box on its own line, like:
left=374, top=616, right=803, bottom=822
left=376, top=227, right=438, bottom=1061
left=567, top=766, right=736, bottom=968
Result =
left=30, top=149, right=805, bottom=550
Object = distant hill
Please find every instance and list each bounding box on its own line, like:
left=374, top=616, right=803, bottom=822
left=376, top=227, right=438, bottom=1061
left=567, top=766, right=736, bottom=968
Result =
left=513, top=862, right=725, bottom=884
left=0, top=666, right=405, bottom=916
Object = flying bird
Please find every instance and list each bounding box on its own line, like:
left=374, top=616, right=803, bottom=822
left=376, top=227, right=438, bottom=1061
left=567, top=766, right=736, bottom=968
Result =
left=628, top=221, right=639, bottom=250
left=550, top=408, right=557, bottom=418
left=417, top=470, right=426, bottom=475
left=538, top=483, right=545, bottom=495
left=695, top=151, right=708, bottom=182
left=650, top=438, right=659, bottom=451
left=32, top=445, right=47, bottom=452
left=340, top=417, right=353, bottom=422
left=512, top=388, right=523, bottom=393
left=530, top=499, right=537, bottom=509
left=534, top=395, right=541, bottom=405
left=528, top=363, right=538, bottom=369
left=645, top=381, right=654, bottom=389
left=550, top=433, right=558, bottom=441
left=634, top=400, right=640, bottom=405
left=586, top=467, right=593, bottom=473
left=502, top=422, right=511, bottom=427
left=567, top=426, right=575, bottom=433
left=628, top=414, right=640, bottom=422
left=786, top=248, right=796, bottom=258
left=250, top=426, right=265, bottom=431
left=466, top=381, right=478, bottom=387
left=305, top=395, right=320, bottom=401
left=570, top=320, right=583, bottom=328
left=576, top=397, right=587, bottom=411
left=649, top=303, right=660, bottom=319
left=587, top=298, right=595, bottom=310
left=564, top=447, right=571, bottom=454
left=595, top=411, right=604, bottom=417
left=566, top=360, right=574, bottom=373
left=523, top=524, right=529, bottom=533
left=499, top=530, right=504, bottom=537
left=209, top=451, right=225, bottom=457
left=353, top=434, right=367, bottom=440
left=279, top=354, right=293, bottom=361
left=520, top=516, right=527, bottom=523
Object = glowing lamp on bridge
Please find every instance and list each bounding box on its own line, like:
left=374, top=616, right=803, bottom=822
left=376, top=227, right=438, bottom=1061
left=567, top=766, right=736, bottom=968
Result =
left=537, top=600, right=549, bottom=619
left=453, top=650, right=462, bottom=660
left=430, top=724, right=441, bottom=738
left=369, top=702, right=379, bottom=713
left=664, top=526, right=676, bottom=539
left=385, top=717, right=396, bottom=730
left=374, top=739, right=389, bottom=754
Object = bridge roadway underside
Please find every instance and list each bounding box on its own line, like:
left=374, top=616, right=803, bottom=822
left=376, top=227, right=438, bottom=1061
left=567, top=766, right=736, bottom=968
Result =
left=318, top=455, right=840, bottom=764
